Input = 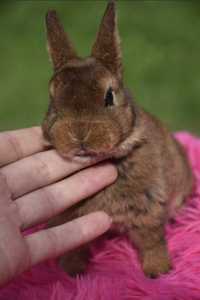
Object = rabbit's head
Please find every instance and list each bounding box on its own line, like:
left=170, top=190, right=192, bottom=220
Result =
left=43, top=1, right=139, bottom=161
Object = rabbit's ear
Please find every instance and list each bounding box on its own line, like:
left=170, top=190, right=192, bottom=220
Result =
left=46, top=10, right=77, bottom=71
left=91, top=1, right=122, bottom=80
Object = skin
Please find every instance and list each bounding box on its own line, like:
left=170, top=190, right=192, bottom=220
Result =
left=0, top=126, right=117, bottom=287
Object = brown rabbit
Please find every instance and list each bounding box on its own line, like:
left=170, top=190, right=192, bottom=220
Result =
left=42, top=1, right=193, bottom=278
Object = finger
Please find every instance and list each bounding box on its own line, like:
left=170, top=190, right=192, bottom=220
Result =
left=1, top=150, right=99, bottom=199
left=25, top=211, right=112, bottom=266
left=0, top=173, right=12, bottom=208
left=17, top=163, right=117, bottom=229
left=0, top=127, right=49, bottom=167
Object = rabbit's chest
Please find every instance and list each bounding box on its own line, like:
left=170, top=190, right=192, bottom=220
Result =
left=75, top=166, right=153, bottom=230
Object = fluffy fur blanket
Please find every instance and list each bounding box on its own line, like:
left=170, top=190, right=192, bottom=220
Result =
left=1, top=132, right=200, bottom=300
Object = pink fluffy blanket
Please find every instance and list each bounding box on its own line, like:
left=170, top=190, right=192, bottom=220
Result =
left=1, top=132, right=200, bottom=300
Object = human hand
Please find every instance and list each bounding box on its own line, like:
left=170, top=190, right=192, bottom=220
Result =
left=0, top=127, right=117, bottom=286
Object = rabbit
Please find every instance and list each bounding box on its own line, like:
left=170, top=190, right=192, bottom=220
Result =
left=42, top=0, right=194, bottom=278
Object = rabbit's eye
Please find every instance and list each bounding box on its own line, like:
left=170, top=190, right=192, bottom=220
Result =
left=105, top=87, right=114, bottom=107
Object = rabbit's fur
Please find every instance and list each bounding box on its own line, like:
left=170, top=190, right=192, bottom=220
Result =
left=42, top=1, right=193, bottom=278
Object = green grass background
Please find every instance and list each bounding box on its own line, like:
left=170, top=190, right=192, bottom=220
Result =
left=0, top=0, right=200, bottom=134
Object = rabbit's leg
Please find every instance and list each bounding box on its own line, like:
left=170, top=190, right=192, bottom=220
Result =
left=59, top=245, right=90, bottom=276
left=128, top=226, right=171, bottom=278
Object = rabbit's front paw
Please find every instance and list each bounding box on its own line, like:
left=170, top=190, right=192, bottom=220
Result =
left=59, top=247, right=89, bottom=277
left=59, top=254, right=88, bottom=276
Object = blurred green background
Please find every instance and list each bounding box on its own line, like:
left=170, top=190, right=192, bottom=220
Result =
left=0, top=0, right=200, bottom=134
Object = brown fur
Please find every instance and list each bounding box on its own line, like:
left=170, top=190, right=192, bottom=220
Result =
left=42, top=1, right=193, bottom=278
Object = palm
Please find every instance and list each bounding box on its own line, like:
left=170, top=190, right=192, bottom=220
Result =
left=0, top=182, right=30, bottom=284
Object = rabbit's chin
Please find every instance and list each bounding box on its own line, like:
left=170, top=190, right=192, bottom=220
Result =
left=56, top=147, right=133, bottom=165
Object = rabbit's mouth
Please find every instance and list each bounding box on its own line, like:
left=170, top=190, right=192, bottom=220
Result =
left=57, top=147, right=112, bottom=163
